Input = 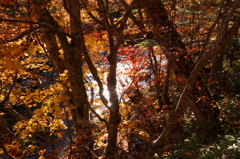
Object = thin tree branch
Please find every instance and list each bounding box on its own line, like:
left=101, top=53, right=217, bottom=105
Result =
left=200, top=0, right=225, bottom=52
left=88, top=104, right=109, bottom=127
left=148, top=13, right=240, bottom=157
left=79, top=0, right=105, bottom=26
left=0, top=139, right=16, bottom=159
left=5, top=26, right=42, bottom=42
left=0, top=18, right=45, bottom=25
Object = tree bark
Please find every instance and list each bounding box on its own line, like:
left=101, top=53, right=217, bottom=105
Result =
left=40, top=28, right=65, bottom=74
left=162, top=61, right=171, bottom=105
left=36, top=1, right=93, bottom=158
left=210, top=48, right=225, bottom=80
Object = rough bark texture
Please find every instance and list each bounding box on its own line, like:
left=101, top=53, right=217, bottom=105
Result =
left=67, top=0, right=93, bottom=158
left=40, top=28, right=65, bottom=74
left=36, top=1, right=93, bottom=158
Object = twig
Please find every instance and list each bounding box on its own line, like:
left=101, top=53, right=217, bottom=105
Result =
left=5, top=26, right=42, bottom=42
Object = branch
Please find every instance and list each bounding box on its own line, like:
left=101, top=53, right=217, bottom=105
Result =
left=148, top=14, right=240, bottom=156
left=219, top=0, right=240, bottom=38
left=88, top=104, right=108, bottom=127
left=1, top=18, right=74, bottom=41
left=62, top=0, right=84, bottom=29
left=82, top=49, right=110, bottom=109
left=224, top=16, right=240, bottom=43
left=0, top=116, right=36, bottom=157
left=119, top=0, right=137, bottom=30
left=0, top=139, right=16, bottom=159
left=5, top=26, right=42, bottom=42
left=120, top=0, right=145, bottom=31
left=200, top=0, right=225, bottom=53
left=0, top=72, right=18, bottom=105
left=0, top=18, right=44, bottom=25
left=79, top=0, right=105, bottom=26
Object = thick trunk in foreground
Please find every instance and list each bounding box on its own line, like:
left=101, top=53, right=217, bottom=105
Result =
left=36, top=2, right=93, bottom=158
left=65, top=0, right=93, bottom=158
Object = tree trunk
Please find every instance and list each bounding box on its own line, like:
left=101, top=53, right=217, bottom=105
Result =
left=105, top=23, right=122, bottom=159
left=40, top=28, right=65, bottom=74
left=210, top=50, right=225, bottom=80
left=162, top=61, right=171, bottom=105
left=36, top=1, right=93, bottom=158
left=145, top=1, right=240, bottom=157
left=140, top=0, right=220, bottom=130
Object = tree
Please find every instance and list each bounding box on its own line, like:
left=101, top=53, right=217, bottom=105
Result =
left=0, top=0, right=239, bottom=158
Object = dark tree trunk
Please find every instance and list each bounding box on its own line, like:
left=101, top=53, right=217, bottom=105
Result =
left=36, top=1, right=93, bottom=158
left=40, top=28, right=65, bottom=74
left=140, top=0, right=221, bottom=130
left=210, top=49, right=225, bottom=80
left=142, top=0, right=240, bottom=157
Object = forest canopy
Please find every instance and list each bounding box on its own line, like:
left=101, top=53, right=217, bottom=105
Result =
left=0, top=0, right=240, bottom=158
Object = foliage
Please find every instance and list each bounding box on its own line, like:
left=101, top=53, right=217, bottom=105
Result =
left=167, top=134, right=240, bottom=159
left=0, top=0, right=239, bottom=158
